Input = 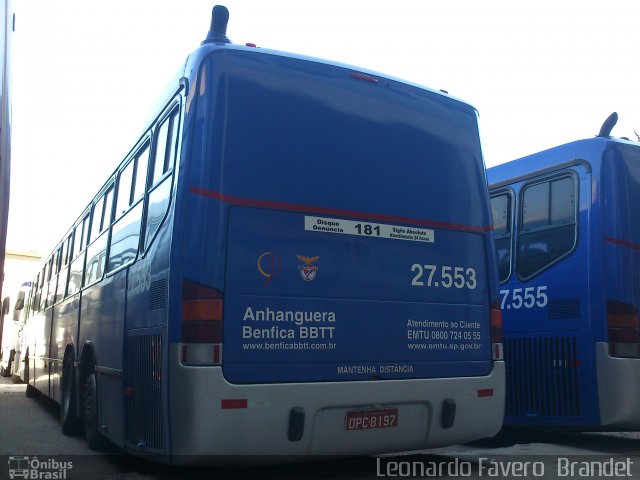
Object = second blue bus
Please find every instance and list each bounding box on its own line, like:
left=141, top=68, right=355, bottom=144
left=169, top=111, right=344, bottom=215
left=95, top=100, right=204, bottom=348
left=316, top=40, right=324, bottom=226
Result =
left=488, top=126, right=640, bottom=430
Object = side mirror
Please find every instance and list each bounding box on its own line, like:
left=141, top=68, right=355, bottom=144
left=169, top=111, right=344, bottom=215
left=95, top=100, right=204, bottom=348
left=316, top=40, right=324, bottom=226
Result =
left=1, top=297, right=9, bottom=316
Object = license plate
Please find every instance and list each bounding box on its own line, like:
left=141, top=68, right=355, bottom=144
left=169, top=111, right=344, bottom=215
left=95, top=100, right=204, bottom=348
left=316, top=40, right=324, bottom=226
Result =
left=345, top=408, right=398, bottom=431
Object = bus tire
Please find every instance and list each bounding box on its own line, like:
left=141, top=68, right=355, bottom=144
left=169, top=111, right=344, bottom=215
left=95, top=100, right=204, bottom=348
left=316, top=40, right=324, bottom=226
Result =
left=60, top=356, right=81, bottom=435
left=83, top=373, right=106, bottom=450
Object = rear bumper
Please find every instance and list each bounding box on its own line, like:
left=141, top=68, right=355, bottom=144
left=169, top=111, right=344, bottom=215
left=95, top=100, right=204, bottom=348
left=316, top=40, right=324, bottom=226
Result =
left=168, top=345, right=505, bottom=464
left=596, top=342, right=640, bottom=429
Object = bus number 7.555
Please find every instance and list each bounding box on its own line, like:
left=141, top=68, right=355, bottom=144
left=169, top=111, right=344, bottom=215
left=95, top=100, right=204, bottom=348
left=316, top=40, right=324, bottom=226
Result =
left=499, top=286, right=548, bottom=310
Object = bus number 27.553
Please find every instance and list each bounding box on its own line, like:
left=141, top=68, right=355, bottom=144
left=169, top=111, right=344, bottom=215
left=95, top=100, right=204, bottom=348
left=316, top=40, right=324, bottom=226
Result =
left=411, top=264, right=477, bottom=290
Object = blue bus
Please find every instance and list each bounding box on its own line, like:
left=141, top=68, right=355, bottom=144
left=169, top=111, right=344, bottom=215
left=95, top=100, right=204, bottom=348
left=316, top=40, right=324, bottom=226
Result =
left=488, top=114, right=640, bottom=430
left=18, top=5, right=504, bottom=462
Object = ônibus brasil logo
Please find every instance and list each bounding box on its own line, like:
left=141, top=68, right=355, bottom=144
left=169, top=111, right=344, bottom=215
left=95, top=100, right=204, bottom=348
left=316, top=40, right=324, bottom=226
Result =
left=8, top=456, right=73, bottom=479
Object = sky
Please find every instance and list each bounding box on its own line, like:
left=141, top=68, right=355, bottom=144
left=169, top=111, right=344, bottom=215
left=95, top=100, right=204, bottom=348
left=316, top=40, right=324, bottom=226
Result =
left=6, top=0, right=640, bottom=258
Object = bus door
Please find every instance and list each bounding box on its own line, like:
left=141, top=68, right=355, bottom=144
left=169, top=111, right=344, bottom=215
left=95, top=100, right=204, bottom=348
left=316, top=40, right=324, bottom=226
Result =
left=495, top=164, right=596, bottom=426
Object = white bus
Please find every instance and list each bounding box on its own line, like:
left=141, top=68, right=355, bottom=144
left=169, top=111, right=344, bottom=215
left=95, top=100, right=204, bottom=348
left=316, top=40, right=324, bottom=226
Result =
left=1, top=281, right=29, bottom=379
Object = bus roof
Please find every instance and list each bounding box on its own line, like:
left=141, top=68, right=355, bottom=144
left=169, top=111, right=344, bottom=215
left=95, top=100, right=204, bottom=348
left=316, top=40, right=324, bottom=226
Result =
left=487, top=136, right=640, bottom=188
left=184, top=41, right=479, bottom=113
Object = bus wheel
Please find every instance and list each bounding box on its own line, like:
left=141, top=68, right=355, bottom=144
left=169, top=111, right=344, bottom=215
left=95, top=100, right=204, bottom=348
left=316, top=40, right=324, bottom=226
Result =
left=60, top=357, right=81, bottom=435
left=83, top=373, right=105, bottom=450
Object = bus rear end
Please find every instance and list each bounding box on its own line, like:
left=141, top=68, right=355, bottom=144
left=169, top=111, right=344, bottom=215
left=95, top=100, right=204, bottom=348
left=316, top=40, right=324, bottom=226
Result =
left=168, top=42, right=503, bottom=462
left=598, top=141, right=640, bottom=429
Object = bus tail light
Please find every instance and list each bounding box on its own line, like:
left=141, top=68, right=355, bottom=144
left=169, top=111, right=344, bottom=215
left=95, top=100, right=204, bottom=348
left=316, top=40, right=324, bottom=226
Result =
left=607, top=300, right=640, bottom=358
left=491, top=300, right=503, bottom=360
left=181, top=280, right=223, bottom=365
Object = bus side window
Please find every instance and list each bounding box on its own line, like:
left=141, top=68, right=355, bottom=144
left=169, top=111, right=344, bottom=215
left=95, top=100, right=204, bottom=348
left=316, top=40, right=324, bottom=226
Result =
left=145, top=106, right=179, bottom=251
left=102, top=187, right=114, bottom=232
left=31, top=273, right=40, bottom=313
left=491, top=193, right=512, bottom=282
left=47, top=249, right=59, bottom=306
left=108, top=141, right=149, bottom=273
left=67, top=214, right=88, bottom=297
left=517, top=176, right=577, bottom=279
left=39, top=262, right=49, bottom=311
left=133, top=144, right=150, bottom=201
left=116, top=159, right=135, bottom=218
left=56, top=235, right=72, bottom=302
left=85, top=185, right=114, bottom=287
left=89, top=196, right=105, bottom=245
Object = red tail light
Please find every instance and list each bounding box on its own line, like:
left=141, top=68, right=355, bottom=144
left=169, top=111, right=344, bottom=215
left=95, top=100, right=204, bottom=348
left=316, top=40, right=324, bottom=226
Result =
left=490, top=299, right=503, bottom=360
left=490, top=300, right=503, bottom=343
left=607, top=300, right=640, bottom=357
left=182, top=280, right=223, bottom=343
left=181, top=280, right=224, bottom=365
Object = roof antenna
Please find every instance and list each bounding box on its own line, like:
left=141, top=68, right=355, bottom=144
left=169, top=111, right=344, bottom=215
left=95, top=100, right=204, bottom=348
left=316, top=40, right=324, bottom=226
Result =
left=202, top=5, right=231, bottom=45
left=597, top=112, right=618, bottom=137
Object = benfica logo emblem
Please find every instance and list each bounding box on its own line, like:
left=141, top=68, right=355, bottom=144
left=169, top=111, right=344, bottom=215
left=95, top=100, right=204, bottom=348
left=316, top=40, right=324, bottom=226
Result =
left=297, top=254, right=319, bottom=282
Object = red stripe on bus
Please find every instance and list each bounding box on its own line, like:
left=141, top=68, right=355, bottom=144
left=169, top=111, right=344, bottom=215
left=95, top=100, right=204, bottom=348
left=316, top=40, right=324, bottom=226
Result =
left=189, top=185, right=492, bottom=234
left=605, top=237, right=640, bottom=252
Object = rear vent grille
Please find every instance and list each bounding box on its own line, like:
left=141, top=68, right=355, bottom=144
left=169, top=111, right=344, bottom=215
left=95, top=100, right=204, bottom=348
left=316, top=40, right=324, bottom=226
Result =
left=124, top=334, right=164, bottom=451
left=150, top=279, right=167, bottom=310
left=548, top=299, right=580, bottom=320
left=504, top=336, right=581, bottom=419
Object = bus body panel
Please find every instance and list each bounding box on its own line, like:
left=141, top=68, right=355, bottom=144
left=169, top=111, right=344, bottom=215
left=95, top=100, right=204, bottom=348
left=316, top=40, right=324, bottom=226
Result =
left=224, top=206, right=492, bottom=383
left=50, top=294, right=80, bottom=378
left=602, top=143, right=640, bottom=320
left=79, top=271, right=125, bottom=372
left=168, top=346, right=505, bottom=462
left=595, top=342, right=640, bottom=429
left=122, top=183, right=176, bottom=453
